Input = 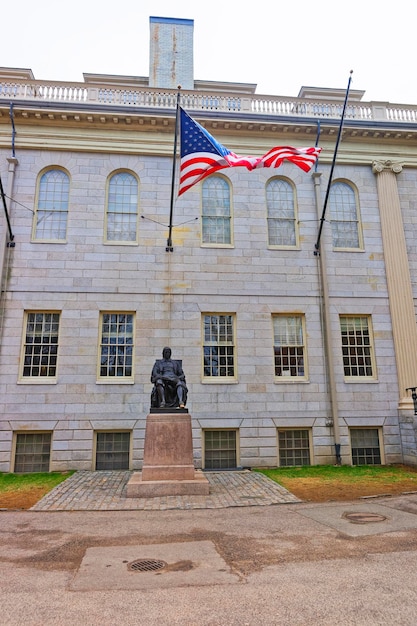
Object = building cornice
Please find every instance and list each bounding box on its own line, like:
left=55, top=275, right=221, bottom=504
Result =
left=1, top=84, right=417, bottom=162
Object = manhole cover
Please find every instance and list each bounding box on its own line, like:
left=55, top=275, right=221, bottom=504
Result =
left=127, top=559, right=167, bottom=572
left=343, top=512, right=387, bottom=524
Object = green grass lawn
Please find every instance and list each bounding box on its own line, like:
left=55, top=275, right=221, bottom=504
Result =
left=256, top=464, right=417, bottom=484
left=0, top=471, right=74, bottom=494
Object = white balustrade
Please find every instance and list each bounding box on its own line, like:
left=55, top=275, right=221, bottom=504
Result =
left=1, top=77, right=416, bottom=124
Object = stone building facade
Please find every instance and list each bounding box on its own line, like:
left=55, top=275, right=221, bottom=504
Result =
left=1, top=17, right=417, bottom=472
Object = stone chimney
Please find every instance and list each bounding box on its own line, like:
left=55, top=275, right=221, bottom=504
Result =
left=149, top=16, right=194, bottom=90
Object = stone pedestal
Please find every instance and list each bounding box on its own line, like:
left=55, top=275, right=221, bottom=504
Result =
left=126, top=410, right=209, bottom=497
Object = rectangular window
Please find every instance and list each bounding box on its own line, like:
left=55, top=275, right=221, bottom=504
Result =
left=340, top=315, right=375, bottom=379
left=98, top=313, right=134, bottom=380
left=203, top=314, right=235, bottom=379
left=278, top=429, right=311, bottom=466
left=14, top=432, right=52, bottom=473
left=95, top=432, right=131, bottom=470
left=21, top=312, right=60, bottom=379
left=273, top=315, right=306, bottom=379
left=350, top=428, right=381, bottom=465
left=204, top=430, right=237, bottom=469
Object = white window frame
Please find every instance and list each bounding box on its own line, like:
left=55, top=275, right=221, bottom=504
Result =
left=272, top=314, right=308, bottom=381
left=340, top=315, right=377, bottom=381
left=19, top=311, right=60, bottom=383
left=202, top=313, right=237, bottom=382
left=97, top=312, right=135, bottom=383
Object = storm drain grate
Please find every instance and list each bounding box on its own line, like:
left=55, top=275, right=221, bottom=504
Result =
left=127, top=558, right=167, bottom=572
left=343, top=512, right=387, bottom=524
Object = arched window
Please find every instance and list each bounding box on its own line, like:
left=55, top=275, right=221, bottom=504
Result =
left=329, top=181, right=362, bottom=249
left=34, top=169, right=69, bottom=241
left=106, top=171, right=138, bottom=242
left=201, top=176, right=231, bottom=245
left=266, top=178, right=297, bottom=247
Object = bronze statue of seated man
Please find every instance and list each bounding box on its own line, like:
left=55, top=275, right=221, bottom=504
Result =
left=151, top=347, right=188, bottom=409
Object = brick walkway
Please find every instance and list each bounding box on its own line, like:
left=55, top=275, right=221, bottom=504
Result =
left=31, top=470, right=301, bottom=511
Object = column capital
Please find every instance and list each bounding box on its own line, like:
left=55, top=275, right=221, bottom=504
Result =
left=372, top=160, right=403, bottom=175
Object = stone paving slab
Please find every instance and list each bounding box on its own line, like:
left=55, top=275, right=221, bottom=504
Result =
left=70, top=541, right=239, bottom=591
left=30, top=470, right=301, bottom=511
left=298, top=501, right=417, bottom=537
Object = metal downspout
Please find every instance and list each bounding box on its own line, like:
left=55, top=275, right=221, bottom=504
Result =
left=312, top=171, right=341, bottom=464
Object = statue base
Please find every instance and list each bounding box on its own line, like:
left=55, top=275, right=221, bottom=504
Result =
left=126, top=411, right=209, bottom=498
left=126, top=470, right=209, bottom=497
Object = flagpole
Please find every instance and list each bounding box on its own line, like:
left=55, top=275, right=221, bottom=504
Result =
left=314, top=70, right=353, bottom=255
left=166, top=87, right=181, bottom=252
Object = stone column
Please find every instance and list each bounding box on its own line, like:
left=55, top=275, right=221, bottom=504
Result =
left=373, top=160, right=417, bottom=409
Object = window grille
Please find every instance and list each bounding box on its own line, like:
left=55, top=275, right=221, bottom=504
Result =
left=22, top=312, right=59, bottom=378
left=34, top=169, right=69, bottom=240
left=278, top=430, right=311, bottom=466
left=99, top=313, right=134, bottom=379
left=202, top=177, right=231, bottom=244
left=329, top=181, right=361, bottom=249
left=350, top=428, right=381, bottom=465
left=14, top=432, right=52, bottom=473
left=204, top=430, right=237, bottom=469
left=273, top=315, right=306, bottom=378
left=106, top=172, right=138, bottom=242
left=203, top=314, right=235, bottom=378
left=266, top=178, right=297, bottom=247
left=340, top=315, right=375, bottom=378
left=96, top=432, right=130, bottom=470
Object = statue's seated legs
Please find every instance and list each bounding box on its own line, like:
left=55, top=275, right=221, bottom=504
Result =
left=151, top=378, right=187, bottom=409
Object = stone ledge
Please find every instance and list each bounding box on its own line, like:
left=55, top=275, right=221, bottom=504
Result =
left=126, top=470, right=210, bottom=497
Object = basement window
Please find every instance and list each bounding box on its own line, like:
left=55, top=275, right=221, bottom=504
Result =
left=95, top=432, right=131, bottom=470
left=14, top=432, right=52, bottom=473
left=204, top=430, right=237, bottom=469
left=278, top=429, right=311, bottom=466
left=350, top=428, right=381, bottom=465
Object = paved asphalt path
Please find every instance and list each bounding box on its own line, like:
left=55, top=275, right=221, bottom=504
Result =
left=1, top=474, right=417, bottom=625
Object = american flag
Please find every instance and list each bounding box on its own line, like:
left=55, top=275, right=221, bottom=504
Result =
left=178, top=107, right=321, bottom=196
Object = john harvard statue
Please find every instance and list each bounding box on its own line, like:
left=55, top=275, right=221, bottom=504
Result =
left=150, top=347, right=188, bottom=409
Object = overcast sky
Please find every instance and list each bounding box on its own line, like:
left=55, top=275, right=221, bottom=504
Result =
left=1, top=0, right=415, bottom=105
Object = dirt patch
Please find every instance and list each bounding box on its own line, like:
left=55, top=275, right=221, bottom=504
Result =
left=0, top=487, right=51, bottom=510
left=280, top=478, right=417, bottom=502
left=277, top=467, right=417, bottom=502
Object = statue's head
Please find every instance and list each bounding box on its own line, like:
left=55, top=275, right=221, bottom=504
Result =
left=162, top=347, right=172, bottom=359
